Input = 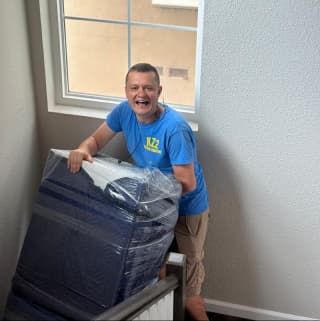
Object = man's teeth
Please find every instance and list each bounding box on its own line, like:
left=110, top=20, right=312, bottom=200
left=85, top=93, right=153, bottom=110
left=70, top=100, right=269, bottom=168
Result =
left=135, top=100, right=148, bottom=105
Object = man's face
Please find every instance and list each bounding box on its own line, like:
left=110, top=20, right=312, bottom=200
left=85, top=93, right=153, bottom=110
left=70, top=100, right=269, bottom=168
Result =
left=125, top=71, right=162, bottom=123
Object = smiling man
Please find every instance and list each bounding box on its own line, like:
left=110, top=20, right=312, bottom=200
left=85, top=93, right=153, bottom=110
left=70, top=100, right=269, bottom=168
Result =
left=68, top=63, right=210, bottom=320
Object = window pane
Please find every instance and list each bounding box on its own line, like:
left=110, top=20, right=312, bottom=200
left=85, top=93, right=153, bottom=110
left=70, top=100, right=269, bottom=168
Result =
left=131, top=26, right=196, bottom=106
left=65, top=20, right=128, bottom=98
left=61, top=0, right=199, bottom=110
left=131, top=0, right=197, bottom=27
left=64, top=0, right=128, bottom=21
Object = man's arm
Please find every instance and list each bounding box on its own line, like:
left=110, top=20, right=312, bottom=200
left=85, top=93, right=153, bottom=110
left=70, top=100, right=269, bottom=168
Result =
left=172, top=163, right=196, bottom=195
left=68, top=122, right=116, bottom=173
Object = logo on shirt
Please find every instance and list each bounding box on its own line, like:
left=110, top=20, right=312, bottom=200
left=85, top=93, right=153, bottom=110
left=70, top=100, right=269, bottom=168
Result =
left=144, top=137, right=161, bottom=154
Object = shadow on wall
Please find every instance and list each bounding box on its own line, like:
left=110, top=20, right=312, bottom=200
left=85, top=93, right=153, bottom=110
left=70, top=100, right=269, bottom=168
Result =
left=0, top=139, right=41, bottom=318
left=197, top=133, right=262, bottom=308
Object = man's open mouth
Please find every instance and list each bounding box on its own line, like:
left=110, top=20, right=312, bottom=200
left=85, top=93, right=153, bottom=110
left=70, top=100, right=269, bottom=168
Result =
left=135, top=100, right=149, bottom=105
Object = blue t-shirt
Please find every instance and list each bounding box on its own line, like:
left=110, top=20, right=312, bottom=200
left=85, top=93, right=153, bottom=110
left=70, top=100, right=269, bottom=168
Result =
left=106, top=100, right=209, bottom=215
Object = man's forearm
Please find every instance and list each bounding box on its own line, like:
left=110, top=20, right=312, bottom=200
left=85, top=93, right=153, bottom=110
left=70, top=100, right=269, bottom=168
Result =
left=78, top=136, right=99, bottom=156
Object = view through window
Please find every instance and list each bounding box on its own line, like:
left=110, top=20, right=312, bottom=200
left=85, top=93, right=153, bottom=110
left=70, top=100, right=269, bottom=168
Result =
left=61, top=0, right=199, bottom=109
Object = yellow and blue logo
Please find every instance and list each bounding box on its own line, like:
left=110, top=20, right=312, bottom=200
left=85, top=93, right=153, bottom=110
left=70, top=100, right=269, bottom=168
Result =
left=144, top=137, right=161, bottom=154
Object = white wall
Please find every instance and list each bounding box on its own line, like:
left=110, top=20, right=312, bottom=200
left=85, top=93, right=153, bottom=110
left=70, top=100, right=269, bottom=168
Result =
left=199, top=1, right=320, bottom=319
left=0, top=0, right=40, bottom=318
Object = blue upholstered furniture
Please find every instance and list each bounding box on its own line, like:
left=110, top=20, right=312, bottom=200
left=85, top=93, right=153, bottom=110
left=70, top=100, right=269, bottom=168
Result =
left=5, top=149, right=181, bottom=320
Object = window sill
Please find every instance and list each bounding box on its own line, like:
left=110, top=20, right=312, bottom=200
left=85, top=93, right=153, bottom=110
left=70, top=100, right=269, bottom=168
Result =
left=48, top=104, right=198, bottom=131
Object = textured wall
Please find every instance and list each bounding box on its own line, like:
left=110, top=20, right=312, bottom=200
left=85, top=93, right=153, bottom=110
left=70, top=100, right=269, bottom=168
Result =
left=199, top=1, right=320, bottom=318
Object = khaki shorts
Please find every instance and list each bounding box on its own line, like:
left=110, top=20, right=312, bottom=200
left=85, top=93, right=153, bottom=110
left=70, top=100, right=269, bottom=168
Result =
left=171, top=209, right=209, bottom=298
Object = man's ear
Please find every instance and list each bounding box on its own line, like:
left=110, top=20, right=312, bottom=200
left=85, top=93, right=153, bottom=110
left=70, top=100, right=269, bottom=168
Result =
left=158, top=85, right=163, bottom=97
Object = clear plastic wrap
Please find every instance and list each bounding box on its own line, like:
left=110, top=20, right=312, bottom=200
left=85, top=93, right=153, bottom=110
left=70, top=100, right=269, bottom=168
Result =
left=5, top=149, right=182, bottom=320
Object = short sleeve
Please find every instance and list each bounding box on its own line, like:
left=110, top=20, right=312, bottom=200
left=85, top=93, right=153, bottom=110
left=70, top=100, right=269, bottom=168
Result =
left=168, top=129, right=195, bottom=165
left=106, top=104, right=123, bottom=133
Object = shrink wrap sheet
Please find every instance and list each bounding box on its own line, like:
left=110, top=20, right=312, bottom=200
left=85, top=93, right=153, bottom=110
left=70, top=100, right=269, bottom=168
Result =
left=5, top=149, right=181, bottom=320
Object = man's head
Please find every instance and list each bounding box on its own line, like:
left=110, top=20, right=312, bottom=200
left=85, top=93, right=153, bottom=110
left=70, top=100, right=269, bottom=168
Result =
left=125, top=63, right=163, bottom=124
left=125, top=63, right=160, bottom=87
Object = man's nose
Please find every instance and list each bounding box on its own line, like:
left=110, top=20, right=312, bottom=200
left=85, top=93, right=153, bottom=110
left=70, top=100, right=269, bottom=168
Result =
left=137, top=87, right=146, bottom=96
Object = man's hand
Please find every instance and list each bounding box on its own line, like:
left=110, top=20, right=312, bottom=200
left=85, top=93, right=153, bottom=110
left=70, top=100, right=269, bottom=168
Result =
left=67, top=149, right=93, bottom=173
left=67, top=122, right=116, bottom=174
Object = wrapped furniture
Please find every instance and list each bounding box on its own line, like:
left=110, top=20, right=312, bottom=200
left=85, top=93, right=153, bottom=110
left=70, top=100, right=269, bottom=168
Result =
left=5, top=149, right=181, bottom=320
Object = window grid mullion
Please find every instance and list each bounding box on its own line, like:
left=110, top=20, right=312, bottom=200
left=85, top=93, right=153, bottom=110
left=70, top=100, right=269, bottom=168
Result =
left=128, top=0, right=131, bottom=69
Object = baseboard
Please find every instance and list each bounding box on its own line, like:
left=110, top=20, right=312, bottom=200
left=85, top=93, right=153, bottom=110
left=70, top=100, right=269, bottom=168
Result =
left=204, top=298, right=318, bottom=320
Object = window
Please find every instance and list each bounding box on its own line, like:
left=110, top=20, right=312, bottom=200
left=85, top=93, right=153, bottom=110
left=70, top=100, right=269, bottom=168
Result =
left=47, top=0, right=204, bottom=120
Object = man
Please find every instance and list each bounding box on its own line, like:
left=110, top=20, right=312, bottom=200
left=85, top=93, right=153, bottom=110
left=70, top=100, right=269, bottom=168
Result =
left=68, top=63, right=209, bottom=320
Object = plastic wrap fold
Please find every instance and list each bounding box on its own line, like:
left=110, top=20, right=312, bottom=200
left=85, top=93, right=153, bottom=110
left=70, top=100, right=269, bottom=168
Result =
left=5, top=149, right=182, bottom=320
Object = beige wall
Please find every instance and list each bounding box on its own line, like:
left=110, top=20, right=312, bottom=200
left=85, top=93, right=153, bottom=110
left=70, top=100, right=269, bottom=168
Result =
left=0, top=0, right=40, bottom=317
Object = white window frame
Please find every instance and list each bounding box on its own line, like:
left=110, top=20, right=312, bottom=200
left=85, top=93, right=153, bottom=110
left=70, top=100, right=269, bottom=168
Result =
left=40, top=0, right=204, bottom=125
left=152, top=0, right=198, bottom=9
